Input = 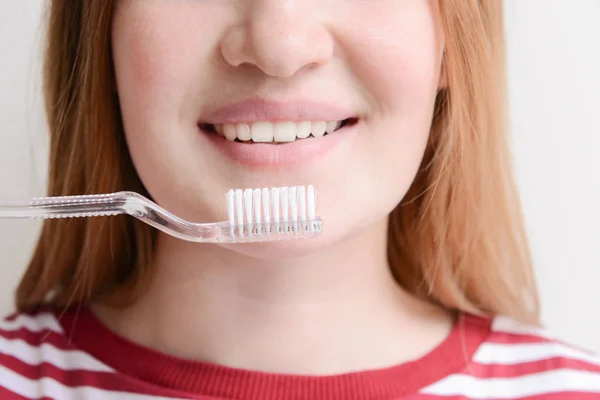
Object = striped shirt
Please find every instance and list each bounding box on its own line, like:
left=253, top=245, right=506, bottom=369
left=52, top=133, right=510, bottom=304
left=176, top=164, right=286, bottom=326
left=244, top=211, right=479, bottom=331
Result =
left=1, top=307, right=600, bottom=399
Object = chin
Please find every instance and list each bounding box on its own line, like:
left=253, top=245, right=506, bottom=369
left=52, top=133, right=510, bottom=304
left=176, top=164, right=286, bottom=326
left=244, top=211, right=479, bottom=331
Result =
left=217, top=222, right=347, bottom=260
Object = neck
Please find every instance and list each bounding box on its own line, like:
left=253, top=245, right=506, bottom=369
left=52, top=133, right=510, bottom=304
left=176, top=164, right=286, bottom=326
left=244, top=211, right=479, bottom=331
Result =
left=94, top=218, right=453, bottom=375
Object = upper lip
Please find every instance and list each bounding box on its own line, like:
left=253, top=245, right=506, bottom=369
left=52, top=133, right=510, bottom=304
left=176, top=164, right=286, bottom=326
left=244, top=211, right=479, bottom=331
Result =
left=200, top=97, right=354, bottom=124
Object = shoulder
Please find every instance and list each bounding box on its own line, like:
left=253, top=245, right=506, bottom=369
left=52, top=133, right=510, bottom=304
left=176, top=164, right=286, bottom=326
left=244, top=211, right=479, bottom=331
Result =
left=0, top=309, right=189, bottom=399
left=0, top=309, right=115, bottom=399
left=0, top=308, right=71, bottom=360
left=421, top=313, right=600, bottom=399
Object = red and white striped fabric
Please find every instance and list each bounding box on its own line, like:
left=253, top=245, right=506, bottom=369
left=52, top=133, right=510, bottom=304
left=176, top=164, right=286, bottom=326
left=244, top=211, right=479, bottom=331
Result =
left=1, top=307, right=600, bottom=399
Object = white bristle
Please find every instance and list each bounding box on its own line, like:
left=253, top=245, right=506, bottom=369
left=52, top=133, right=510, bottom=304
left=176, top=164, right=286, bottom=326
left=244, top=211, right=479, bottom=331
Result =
left=226, top=190, right=235, bottom=236
left=307, top=185, right=315, bottom=220
left=262, top=188, right=270, bottom=224
left=271, top=188, right=280, bottom=223
left=244, top=189, right=253, bottom=237
left=298, top=186, right=306, bottom=222
left=280, top=187, right=289, bottom=223
left=225, top=185, right=316, bottom=237
left=235, top=189, right=244, bottom=225
left=243, top=189, right=253, bottom=224
left=289, top=186, right=298, bottom=223
left=253, top=189, right=262, bottom=227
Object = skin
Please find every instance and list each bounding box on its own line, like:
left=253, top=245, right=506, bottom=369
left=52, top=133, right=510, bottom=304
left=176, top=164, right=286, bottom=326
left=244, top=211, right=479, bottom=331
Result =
left=97, top=0, right=453, bottom=374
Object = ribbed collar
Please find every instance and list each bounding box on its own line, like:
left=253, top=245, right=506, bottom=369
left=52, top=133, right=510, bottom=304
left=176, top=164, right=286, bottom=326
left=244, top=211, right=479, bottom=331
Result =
left=57, top=306, right=491, bottom=400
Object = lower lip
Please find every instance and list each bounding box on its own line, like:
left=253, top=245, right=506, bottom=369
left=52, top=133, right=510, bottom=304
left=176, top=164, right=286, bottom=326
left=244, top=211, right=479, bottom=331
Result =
left=200, top=123, right=357, bottom=168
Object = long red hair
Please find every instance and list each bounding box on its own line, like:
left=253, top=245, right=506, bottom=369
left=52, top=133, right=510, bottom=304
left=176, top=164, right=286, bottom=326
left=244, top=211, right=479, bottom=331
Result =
left=17, top=0, right=540, bottom=324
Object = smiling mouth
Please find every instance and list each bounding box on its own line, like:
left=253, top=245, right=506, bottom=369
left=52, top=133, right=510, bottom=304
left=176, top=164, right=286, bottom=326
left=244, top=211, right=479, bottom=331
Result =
left=198, top=118, right=358, bottom=144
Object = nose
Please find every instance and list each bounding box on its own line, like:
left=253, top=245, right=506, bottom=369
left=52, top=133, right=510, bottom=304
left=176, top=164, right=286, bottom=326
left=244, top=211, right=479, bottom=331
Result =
left=220, top=0, right=334, bottom=78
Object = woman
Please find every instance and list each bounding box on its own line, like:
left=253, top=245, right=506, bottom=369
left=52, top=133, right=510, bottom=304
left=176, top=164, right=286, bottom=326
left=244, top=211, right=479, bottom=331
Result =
left=2, top=1, right=599, bottom=399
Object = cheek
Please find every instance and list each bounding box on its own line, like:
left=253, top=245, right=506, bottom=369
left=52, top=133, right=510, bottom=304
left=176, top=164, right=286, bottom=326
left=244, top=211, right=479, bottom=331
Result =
left=349, top=4, right=442, bottom=117
left=340, top=2, right=442, bottom=206
left=110, top=5, right=204, bottom=212
left=111, top=3, right=211, bottom=125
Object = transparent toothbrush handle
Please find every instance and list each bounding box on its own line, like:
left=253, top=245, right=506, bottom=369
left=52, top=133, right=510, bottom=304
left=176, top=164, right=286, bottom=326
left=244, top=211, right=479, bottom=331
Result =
left=0, top=191, right=322, bottom=243
left=0, top=193, right=127, bottom=219
left=0, top=191, right=219, bottom=239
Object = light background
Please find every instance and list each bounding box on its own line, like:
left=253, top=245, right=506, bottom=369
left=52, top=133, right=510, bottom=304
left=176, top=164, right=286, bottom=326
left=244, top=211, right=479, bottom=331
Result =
left=0, top=1, right=599, bottom=352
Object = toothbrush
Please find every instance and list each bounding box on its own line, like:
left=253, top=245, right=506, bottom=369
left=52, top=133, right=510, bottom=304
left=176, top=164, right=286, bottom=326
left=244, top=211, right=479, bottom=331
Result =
left=0, top=185, right=322, bottom=243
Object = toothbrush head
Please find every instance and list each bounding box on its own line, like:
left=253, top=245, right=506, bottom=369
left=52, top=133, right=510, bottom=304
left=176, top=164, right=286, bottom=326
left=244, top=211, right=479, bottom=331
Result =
left=225, top=185, right=322, bottom=240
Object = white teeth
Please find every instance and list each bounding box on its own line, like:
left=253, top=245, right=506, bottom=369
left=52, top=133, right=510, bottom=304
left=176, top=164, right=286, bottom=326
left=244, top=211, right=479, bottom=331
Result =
left=297, top=121, right=311, bottom=139
left=273, top=121, right=297, bottom=142
left=251, top=121, right=273, bottom=142
left=237, top=123, right=252, bottom=141
left=223, top=124, right=237, bottom=141
left=215, top=120, right=344, bottom=143
left=326, top=121, right=338, bottom=134
left=311, top=121, right=327, bottom=138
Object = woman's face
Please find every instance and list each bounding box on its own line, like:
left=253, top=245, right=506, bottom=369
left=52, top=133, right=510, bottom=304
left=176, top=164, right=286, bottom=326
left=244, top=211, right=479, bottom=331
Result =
left=112, top=0, right=444, bottom=256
